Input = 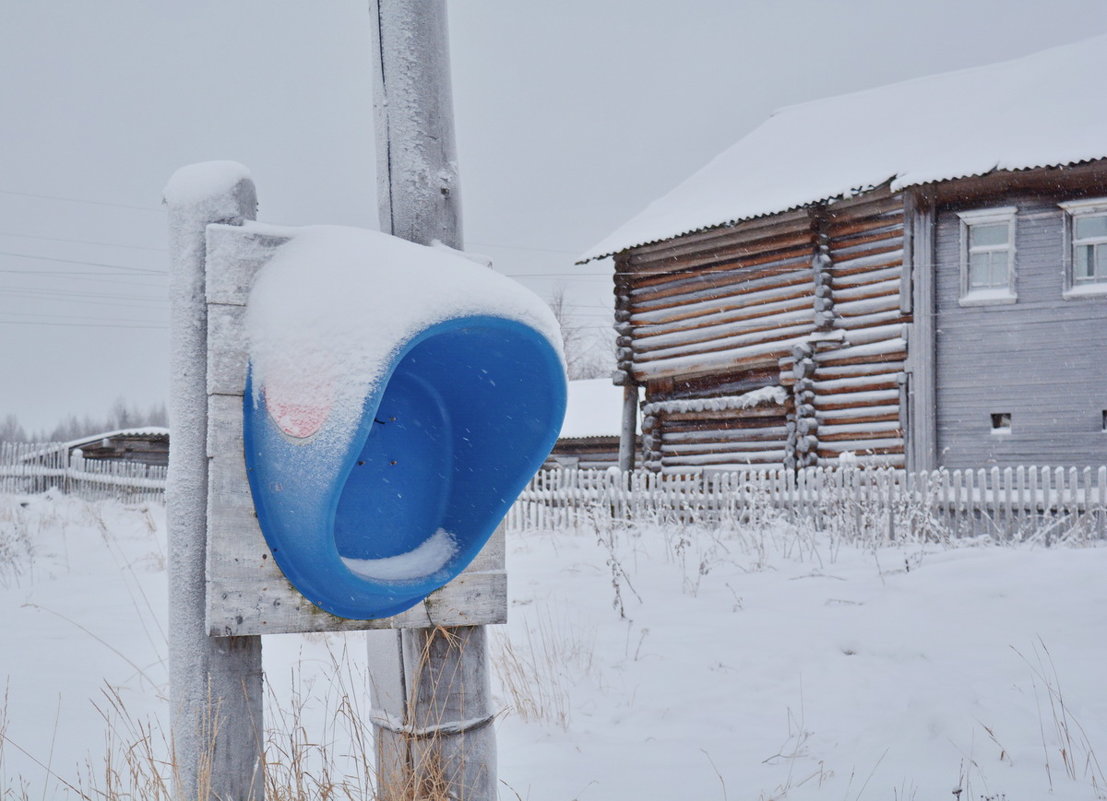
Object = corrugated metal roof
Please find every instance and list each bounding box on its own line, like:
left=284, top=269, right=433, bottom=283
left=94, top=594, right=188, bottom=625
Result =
left=579, top=34, right=1107, bottom=263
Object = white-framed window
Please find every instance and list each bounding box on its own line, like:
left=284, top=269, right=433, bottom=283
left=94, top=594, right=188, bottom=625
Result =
left=1059, top=197, right=1107, bottom=298
left=957, top=207, right=1017, bottom=306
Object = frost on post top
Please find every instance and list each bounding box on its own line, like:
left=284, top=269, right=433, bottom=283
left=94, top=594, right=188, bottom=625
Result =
left=163, top=161, right=253, bottom=218
left=244, top=225, right=565, bottom=456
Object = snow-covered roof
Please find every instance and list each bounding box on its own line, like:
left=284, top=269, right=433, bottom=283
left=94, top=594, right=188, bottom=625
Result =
left=16, top=428, right=170, bottom=462
left=559, top=378, right=625, bottom=440
left=580, top=35, right=1107, bottom=263
left=64, top=427, right=170, bottom=450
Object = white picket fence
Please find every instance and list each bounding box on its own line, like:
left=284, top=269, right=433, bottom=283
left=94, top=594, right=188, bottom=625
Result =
left=0, top=442, right=167, bottom=503
left=506, top=465, right=1107, bottom=542
left=4, top=440, right=1107, bottom=542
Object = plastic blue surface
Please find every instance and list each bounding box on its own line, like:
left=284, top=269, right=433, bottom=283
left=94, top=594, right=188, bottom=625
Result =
left=243, top=315, right=567, bottom=620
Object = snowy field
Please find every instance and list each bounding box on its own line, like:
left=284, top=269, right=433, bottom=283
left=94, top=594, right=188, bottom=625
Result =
left=1, top=492, right=1106, bottom=800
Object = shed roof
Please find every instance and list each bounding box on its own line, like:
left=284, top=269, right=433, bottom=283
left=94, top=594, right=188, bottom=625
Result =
left=580, top=35, right=1107, bottom=263
left=63, top=427, right=170, bottom=451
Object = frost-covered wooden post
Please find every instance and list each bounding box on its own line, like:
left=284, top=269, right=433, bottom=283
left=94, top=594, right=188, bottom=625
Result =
left=368, top=2, right=497, bottom=799
left=165, top=163, right=264, bottom=801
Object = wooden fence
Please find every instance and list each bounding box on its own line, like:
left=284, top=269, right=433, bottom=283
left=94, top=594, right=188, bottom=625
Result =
left=506, top=465, right=1107, bottom=542
left=0, top=442, right=167, bottom=503
left=4, top=441, right=1107, bottom=542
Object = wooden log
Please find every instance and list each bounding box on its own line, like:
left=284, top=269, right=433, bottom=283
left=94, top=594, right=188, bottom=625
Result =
left=631, top=338, right=809, bottom=382
left=663, top=425, right=791, bottom=442
left=812, top=371, right=902, bottom=393
left=829, top=232, right=904, bottom=259
left=634, top=322, right=814, bottom=364
left=629, top=255, right=813, bottom=305
left=632, top=309, right=817, bottom=355
left=632, top=286, right=813, bottom=330
left=626, top=210, right=813, bottom=267
left=830, top=263, right=904, bottom=288
left=814, top=388, right=900, bottom=410
left=824, top=214, right=904, bottom=240
left=830, top=277, right=903, bottom=304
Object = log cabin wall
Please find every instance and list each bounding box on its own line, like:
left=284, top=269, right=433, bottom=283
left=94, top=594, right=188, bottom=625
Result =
left=617, top=211, right=814, bottom=471
left=810, top=190, right=910, bottom=467
left=616, top=189, right=912, bottom=472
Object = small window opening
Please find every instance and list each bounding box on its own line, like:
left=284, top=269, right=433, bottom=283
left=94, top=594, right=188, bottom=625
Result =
left=991, top=412, right=1012, bottom=433
left=1102, top=410, right=1107, bottom=432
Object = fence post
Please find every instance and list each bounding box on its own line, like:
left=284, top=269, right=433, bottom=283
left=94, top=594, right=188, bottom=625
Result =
left=165, top=164, right=263, bottom=801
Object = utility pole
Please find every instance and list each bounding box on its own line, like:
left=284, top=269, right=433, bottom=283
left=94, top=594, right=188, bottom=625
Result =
left=367, top=3, right=497, bottom=799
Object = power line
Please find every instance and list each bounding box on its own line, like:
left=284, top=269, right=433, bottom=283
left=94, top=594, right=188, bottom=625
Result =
left=0, top=318, right=167, bottom=330
left=0, top=188, right=163, bottom=214
left=0, top=230, right=167, bottom=253
left=0, top=285, right=165, bottom=301
left=0, top=249, right=164, bottom=274
left=0, top=308, right=164, bottom=325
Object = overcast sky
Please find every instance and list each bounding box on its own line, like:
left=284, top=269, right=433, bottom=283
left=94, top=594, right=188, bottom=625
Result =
left=3, top=1, right=1107, bottom=435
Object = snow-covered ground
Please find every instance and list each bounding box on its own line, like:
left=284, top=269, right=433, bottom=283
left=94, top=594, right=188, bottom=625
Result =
left=1, top=492, right=1105, bottom=800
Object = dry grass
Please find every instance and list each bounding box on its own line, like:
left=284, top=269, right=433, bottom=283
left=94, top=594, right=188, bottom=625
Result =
left=0, top=630, right=502, bottom=801
left=491, top=605, right=596, bottom=730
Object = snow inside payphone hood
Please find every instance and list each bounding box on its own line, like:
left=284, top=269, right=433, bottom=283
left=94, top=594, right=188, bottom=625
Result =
left=244, top=225, right=565, bottom=458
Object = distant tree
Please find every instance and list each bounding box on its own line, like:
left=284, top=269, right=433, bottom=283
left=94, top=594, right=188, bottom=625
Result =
left=109, top=397, right=136, bottom=430
left=547, top=286, right=615, bottom=381
left=0, top=413, right=27, bottom=444
left=36, top=398, right=169, bottom=443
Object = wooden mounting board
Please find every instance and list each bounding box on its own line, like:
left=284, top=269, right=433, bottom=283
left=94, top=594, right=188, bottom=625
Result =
left=203, top=222, right=507, bottom=637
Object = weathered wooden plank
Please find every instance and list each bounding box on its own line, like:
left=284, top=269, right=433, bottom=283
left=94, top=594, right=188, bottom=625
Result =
left=207, top=303, right=249, bottom=397
left=205, top=223, right=291, bottom=306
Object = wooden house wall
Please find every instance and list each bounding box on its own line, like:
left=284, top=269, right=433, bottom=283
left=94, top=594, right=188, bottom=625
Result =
left=811, top=192, right=909, bottom=467
left=617, top=212, right=815, bottom=471
left=618, top=190, right=910, bottom=472
left=934, top=193, right=1107, bottom=468
left=619, top=210, right=818, bottom=382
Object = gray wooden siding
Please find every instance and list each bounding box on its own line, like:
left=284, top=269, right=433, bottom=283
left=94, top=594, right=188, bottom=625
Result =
left=934, top=195, right=1107, bottom=468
